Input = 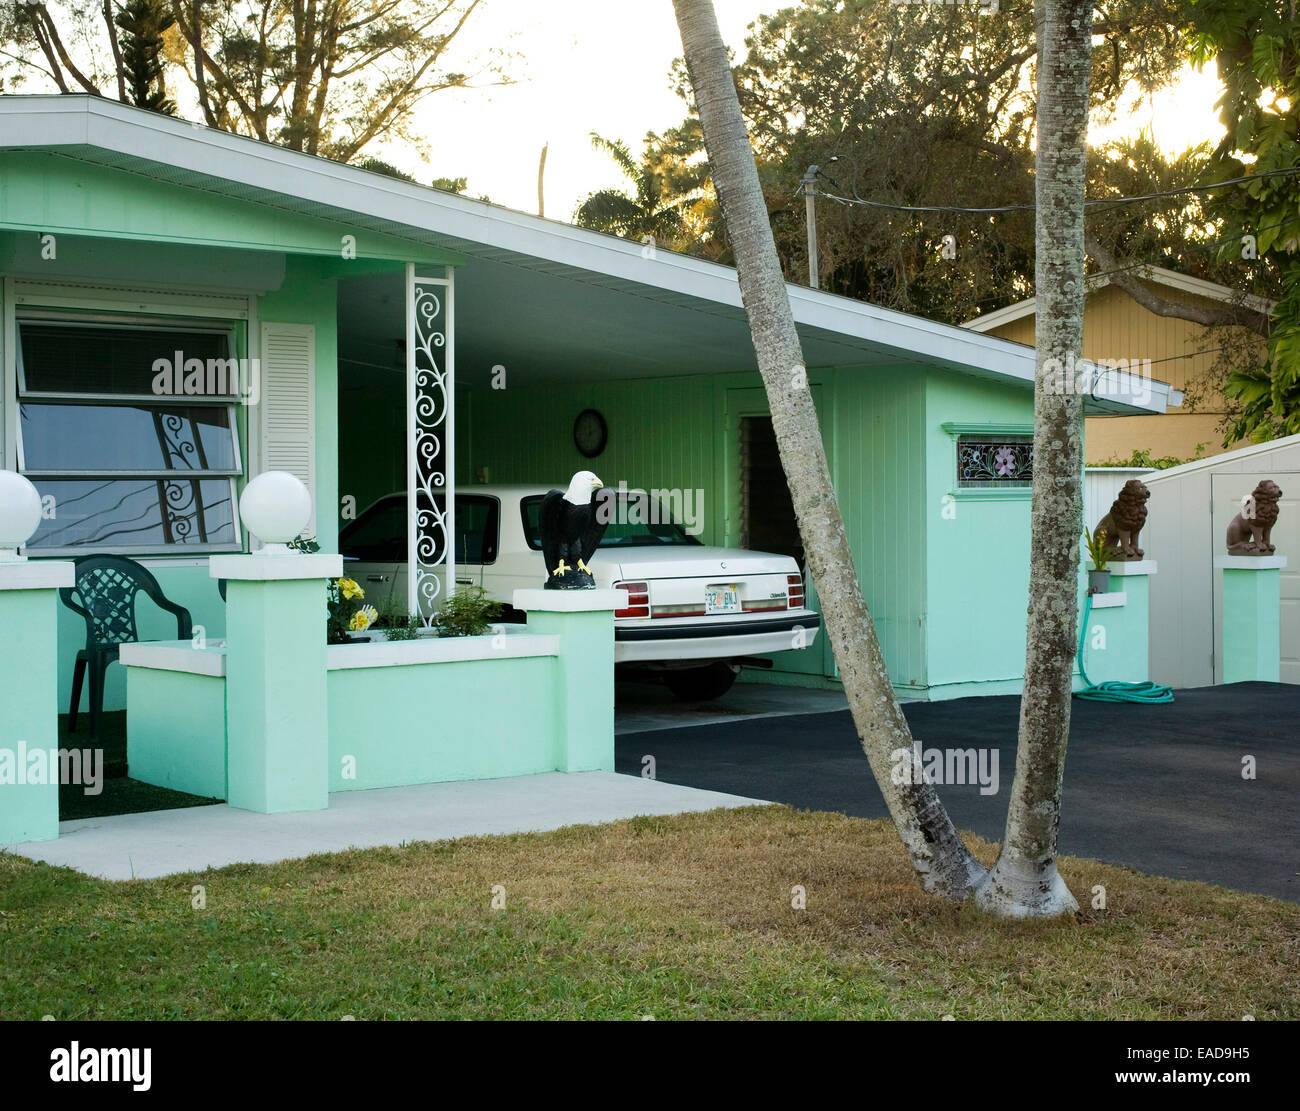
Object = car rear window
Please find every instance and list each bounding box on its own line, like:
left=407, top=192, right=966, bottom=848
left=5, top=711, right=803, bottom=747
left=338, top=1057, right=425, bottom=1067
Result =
left=520, top=493, right=702, bottom=550
left=341, top=495, right=500, bottom=563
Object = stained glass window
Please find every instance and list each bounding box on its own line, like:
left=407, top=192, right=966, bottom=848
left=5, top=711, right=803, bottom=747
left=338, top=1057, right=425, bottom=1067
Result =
left=956, top=435, right=1033, bottom=488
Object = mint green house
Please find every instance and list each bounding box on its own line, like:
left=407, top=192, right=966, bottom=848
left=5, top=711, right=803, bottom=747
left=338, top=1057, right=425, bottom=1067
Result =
left=0, top=90, right=1174, bottom=784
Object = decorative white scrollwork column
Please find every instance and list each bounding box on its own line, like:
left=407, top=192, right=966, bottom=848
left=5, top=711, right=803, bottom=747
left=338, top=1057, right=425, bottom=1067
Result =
left=405, top=265, right=454, bottom=624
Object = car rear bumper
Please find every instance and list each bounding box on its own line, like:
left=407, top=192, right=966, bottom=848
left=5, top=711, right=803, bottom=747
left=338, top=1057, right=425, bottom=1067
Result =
left=613, top=612, right=821, bottom=663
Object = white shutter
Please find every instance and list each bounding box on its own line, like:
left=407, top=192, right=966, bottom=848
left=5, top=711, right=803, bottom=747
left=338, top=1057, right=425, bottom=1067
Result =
left=258, top=322, right=317, bottom=536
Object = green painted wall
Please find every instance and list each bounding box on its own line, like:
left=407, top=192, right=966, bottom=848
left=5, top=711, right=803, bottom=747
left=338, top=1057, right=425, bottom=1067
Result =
left=1078, top=577, right=1151, bottom=687
left=338, top=361, right=406, bottom=514
left=1221, top=565, right=1283, bottom=683
left=126, top=666, right=228, bottom=799
left=922, top=370, right=1035, bottom=698
left=0, top=584, right=63, bottom=844
left=260, top=256, right=341, bottom=551
left=0, top=152, right=459, bottom=265
left=462, top=366, right=939, bottom=691
left=224, top=573, right=331, bottom=813
left=459, top=375, right=723, bottom=542
left=822, top=368, right=928, bottom=688
left=328, top=655, right=559, bottom=790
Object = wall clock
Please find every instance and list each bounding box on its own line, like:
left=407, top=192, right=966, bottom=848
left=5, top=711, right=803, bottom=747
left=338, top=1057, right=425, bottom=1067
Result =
left=573, top=408, right=608, bottom=458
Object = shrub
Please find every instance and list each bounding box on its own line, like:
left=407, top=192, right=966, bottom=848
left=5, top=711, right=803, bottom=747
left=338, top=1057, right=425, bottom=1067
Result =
left=374, top=594, right=421, bottom=640
left=433, top=586, right=501, bottom=638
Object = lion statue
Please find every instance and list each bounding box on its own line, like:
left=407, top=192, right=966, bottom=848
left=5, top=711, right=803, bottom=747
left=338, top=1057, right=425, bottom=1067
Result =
left=1225, top=480, right=1283, bottom=555
left=1094, top=479, right=1150, bottom=561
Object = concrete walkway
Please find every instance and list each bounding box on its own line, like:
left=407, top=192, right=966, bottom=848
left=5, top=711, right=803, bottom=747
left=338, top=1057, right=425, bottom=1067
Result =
left=5, top=772, right=766, bottom=882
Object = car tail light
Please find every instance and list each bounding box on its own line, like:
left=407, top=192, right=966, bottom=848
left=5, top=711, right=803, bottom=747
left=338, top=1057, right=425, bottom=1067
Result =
left=787, top=573, right=805, bottom=608
left=615, top=581, right=649, bottom=618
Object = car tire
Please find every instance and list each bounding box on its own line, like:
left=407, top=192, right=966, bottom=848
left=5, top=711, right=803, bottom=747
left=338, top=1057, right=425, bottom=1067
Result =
left=663, top=663, right=738, bottom=702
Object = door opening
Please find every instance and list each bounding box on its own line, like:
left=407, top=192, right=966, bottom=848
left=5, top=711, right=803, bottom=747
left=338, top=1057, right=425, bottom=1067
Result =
left=739, top=415, right=804, bottom=567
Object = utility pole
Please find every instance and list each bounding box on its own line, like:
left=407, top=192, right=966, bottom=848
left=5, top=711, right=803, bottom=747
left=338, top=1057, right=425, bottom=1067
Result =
left=537, top=142, right=549, bottom=218
left=800, top=164, right=819, bottom=289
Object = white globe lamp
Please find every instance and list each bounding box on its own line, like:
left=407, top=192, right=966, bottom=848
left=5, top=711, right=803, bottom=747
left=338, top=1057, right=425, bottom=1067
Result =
left=239, top=471, right=313, bottom=555
left=0, top=470, right=43, bottom=562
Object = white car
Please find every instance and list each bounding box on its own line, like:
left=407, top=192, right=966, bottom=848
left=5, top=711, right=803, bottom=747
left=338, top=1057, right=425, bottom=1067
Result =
left=341, top=485, right=821, bottom=700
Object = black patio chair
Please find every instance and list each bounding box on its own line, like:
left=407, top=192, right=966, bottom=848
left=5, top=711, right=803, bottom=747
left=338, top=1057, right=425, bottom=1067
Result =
left=60, top=555, right=193, bottom=740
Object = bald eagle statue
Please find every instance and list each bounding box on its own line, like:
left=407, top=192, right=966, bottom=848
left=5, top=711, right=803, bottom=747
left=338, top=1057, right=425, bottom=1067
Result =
left=540, top=470, right=608, bottom=589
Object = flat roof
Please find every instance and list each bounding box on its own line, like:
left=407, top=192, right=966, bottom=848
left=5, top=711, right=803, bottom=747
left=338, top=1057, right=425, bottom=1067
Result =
left=0, top=95, right=1171, bottom=414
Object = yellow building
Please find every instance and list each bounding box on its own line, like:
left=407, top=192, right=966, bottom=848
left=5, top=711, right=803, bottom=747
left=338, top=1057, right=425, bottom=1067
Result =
left=963, top=267, right=1273, bottom=465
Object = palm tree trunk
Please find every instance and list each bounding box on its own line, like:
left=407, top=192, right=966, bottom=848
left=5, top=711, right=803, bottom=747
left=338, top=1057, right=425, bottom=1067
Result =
left=974, top=0, right=1092, bottom=918
left=672, top=0, right=985, bottom=900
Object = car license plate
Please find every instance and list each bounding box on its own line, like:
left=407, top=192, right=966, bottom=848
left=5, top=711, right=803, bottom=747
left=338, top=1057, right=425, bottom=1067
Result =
left=704, top=584, right=740, bottom=615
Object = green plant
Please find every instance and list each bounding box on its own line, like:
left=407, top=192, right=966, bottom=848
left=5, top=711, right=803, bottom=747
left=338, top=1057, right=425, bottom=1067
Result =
left=1092, top=445, right=1207, bottom=470
left=1082, top=529, right=1109, bottom=572
left=289, top=534, right=321, bottom=553
left=374, top=594, right=421, bottom=640
left=385, top=618, right=422, bottom=641
left=432, top=585, right=501, bottom=638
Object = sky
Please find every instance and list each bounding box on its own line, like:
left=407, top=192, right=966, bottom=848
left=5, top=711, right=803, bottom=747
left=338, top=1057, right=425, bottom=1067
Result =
left=375, top=0, right=773, bottom=217
left=372, top=1, right=1224, bottom=219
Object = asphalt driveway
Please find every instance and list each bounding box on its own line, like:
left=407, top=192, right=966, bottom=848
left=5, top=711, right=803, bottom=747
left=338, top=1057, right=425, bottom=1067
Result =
left=614, top=681, right=1300, bottom=902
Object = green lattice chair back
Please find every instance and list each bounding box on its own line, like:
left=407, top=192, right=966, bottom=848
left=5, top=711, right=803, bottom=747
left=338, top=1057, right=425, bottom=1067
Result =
left=61, top=555, right=193, bottom=651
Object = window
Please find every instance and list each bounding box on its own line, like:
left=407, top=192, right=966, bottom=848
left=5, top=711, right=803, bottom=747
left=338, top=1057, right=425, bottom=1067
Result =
left=340, top=495, right=500, bottom=565
left=956, top=434, right=1034, bottom=489
left=520, top=493, right=702, bottom=549
left=16, top=319, right=243, bottom=554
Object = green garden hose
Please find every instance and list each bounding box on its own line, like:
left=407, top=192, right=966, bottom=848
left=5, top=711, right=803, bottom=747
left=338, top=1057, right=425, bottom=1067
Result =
left=1074, top=592, right=1174, bottom=704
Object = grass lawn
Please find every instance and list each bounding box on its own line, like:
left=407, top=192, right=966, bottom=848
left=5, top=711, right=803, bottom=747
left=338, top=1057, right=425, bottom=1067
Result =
left=1, top=806, right=1294, bottom=1020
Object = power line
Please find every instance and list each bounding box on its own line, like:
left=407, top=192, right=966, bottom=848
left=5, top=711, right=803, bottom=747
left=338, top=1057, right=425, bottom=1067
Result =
left=810, top=164, right=1300, bottom=215
left=860, top=216, right=1293, bottom=321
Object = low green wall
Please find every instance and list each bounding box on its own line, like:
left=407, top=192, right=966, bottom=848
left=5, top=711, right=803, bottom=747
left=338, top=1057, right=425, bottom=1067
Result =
left=120, top=584, right=617, bottom=816
left=327, top=653, right=560, bottom=791
left=126, top=667, right=228, bottom=800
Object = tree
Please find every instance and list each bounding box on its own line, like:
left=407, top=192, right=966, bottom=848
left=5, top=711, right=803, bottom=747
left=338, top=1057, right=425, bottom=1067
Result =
left=673, top=0, right=1094, bottom=917
left=672, top=0, right=984, bottom=902
left=2, top=2, right=507, bottom=162
left=656, top=0, right=1194, bottom=324
left=573, top=133, right=696, bottom=246
left=974, top=0, right=1093, bottom=918
left=115, top=0, right=176, bottom=114
left=1186, top=0, right=1300, bottom=443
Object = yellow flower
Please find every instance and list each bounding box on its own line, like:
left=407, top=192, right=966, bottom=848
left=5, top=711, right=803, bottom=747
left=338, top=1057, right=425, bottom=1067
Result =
left=337, top=577, right=364, bottom=601
left=350, top=605, right=377, bottom=632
